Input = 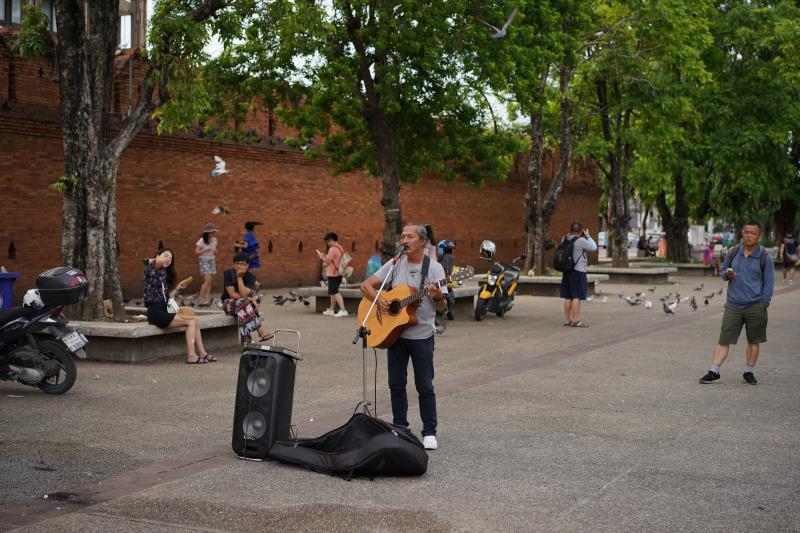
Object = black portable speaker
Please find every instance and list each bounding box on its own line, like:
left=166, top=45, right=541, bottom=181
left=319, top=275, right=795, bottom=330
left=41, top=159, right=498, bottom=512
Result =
left=232, top=345, right=298, bottom=459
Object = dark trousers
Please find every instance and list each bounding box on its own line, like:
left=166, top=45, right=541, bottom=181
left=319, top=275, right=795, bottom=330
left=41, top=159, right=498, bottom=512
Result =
left=387, top=336, right=437, bottom=436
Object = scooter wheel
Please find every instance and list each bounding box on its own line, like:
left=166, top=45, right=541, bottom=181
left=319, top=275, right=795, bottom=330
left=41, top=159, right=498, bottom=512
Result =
left=36, top=340, right=77, bottom=395
left=474, top=299, right=487, bottom=321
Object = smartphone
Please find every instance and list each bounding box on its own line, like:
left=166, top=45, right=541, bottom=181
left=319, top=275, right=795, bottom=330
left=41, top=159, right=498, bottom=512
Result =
left=181, top=276, right=193, bottom=285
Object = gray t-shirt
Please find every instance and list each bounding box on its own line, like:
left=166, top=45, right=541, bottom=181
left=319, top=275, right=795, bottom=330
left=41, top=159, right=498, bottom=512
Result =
left=565, top=233, right=598, bottom=273
left=373, top=256, right=447, bottom=339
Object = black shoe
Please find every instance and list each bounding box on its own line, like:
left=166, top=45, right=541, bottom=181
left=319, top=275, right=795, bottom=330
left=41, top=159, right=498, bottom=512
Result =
left=742, top=372, right=757, bottom=385
left=699, top=371, right=720, bottom=384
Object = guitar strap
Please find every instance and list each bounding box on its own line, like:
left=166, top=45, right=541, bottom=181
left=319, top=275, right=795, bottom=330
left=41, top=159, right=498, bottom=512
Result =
left=420, top=255, right=430, bottom=292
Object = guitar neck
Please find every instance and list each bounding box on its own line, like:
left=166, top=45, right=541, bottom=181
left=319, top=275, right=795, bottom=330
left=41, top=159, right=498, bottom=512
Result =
left=397, top=279, right=447, bottom=309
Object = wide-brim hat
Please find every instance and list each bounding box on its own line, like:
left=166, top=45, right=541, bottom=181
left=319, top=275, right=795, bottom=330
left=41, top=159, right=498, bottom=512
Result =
left=202, top=223, right=219, bottom=234
left=178, top=306, right=198, bottom=319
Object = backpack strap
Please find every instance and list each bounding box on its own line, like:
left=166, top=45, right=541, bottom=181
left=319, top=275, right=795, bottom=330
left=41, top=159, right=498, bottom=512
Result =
left=727, top=244, right=766, bottom=274
left=332, top=243, right=345, bottom=274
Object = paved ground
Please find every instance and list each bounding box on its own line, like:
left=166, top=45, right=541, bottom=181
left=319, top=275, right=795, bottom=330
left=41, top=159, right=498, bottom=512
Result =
left=0, top=275, right=798, bottom=532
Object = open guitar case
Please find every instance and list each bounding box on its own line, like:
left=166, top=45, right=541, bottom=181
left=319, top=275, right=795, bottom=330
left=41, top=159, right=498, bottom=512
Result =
left=268, top=413, right=428, bottom=480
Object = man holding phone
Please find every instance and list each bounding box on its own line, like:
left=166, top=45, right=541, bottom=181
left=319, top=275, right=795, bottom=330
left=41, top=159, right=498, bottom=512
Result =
left=699, top=221, right=775, bottom=385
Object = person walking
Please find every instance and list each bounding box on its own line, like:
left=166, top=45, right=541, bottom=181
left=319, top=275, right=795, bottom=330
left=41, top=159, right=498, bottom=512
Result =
left=317, top=232, right=348, bottom=317
left=360, top=223, right=448, bottom=450
left=234, top=221, right=262, bottom=271
left=777, top=229, right=798, bottom=285
left=699, top=221, right=775, bottom=385
left=194, top=223, right=218, bottom=306
left=559, top=222, right=597, bottom=327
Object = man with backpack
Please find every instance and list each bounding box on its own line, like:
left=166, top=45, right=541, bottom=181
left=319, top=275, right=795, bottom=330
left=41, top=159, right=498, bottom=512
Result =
left=557, top=222, right=597, bottom=327
left=699, top=221, right=775, bottom=385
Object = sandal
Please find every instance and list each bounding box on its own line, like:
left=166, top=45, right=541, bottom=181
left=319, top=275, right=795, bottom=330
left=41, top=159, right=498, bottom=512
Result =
left=258, top=334, right=274, bottom=343
left=186, top=356, right=207, bottom=364
left=570, top=321, right=589, bottom=327
left=203, top=355, right=219, bottom=362
left=563, top=322, right=572, bottom=327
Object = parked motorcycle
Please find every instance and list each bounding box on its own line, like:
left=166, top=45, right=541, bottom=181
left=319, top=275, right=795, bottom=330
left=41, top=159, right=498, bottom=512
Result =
left=0, top=267, right=89, bottom=394
left=474, top=240, right=525, bottom=321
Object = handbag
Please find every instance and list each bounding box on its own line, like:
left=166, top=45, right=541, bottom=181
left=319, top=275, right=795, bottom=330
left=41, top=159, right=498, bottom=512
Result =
left=163, top=283, right=179, bottom=314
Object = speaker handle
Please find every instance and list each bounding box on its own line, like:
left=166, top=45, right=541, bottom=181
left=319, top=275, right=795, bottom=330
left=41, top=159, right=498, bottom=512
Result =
left=268, top=329, right=302, bottom=360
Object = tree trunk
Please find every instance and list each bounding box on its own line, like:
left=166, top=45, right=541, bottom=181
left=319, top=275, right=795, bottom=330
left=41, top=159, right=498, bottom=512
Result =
left=656, top=172, right=690, bottom=262
left=53, top=2, right=220, bottom=320
left=525, top=66, right=573, bottom=275
left=595, top=78, right=630, bottom=267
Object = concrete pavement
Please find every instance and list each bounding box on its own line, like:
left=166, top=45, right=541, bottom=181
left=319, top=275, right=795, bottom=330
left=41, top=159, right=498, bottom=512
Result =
left=0, top=275, right=798, bottom=532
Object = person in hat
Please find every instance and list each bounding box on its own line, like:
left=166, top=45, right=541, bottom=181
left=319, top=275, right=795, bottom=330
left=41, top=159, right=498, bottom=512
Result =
left=195, top=223, right=219, bottom=306
left=234, top=221, right=262, bottom=270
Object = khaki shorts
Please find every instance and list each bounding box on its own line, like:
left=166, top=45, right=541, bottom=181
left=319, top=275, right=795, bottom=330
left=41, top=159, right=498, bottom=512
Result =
left=718, top=302, right=768, bottom=346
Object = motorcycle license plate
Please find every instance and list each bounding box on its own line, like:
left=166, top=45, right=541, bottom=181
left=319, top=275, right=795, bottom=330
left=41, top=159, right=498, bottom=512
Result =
left=62, top=331, right=88, bottom=352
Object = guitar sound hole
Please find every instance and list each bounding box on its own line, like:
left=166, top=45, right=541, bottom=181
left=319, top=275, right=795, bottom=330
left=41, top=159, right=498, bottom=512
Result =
left=388, top=300, right=401, bottom=316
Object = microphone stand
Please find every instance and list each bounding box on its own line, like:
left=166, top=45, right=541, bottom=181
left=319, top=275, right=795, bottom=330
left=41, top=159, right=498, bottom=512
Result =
left=352, top=249, right=404, bottom=415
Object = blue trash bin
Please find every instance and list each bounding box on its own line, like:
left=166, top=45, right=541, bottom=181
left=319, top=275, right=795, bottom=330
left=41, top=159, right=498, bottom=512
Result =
left=0, top=272, right=21, bottom=309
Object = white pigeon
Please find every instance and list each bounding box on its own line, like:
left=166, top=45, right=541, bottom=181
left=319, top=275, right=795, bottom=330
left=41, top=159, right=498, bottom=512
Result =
left=478, top=7, right=519, bottom=39
left=211, top=205, right=230, bottom=215
left=644, top=300, right=652, bottom=310
left=601, top=296, right=608, bottom=303
left=663, top=300, right=678, bottom=315
left=211, top=155, right=229, bottom=177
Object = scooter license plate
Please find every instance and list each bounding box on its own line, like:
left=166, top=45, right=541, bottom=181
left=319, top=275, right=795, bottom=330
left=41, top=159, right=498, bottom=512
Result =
left=62, top=331, right=88, bottom=352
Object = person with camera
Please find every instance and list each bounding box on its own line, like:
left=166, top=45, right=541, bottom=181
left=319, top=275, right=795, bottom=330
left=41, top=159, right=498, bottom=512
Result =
left=559, top=222, right=597, bottom=327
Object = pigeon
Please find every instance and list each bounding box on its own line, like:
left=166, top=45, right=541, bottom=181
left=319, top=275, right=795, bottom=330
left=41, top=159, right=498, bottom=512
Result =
left=704, top=293, right=715, bottom=300
left=478, top=7, right=519, bottom=39
left=663, top=301, right=677, bottom=315
left=624, top=295, right=642, bottom=306
left=273, top=295, right=287, bottom=306
left=211, top=205, right=230, bottom=215
left=717, top=287, right=723, bottom=295
left=704, top=297, right=710, bottom=306
left=644, top=300, right=653, bottom=310
left=300, top=296, right=310, bottom=306
left=690, top=296, right=698, bottom=311
left=694, top=283, right=704, bottom=291
left=647, top=286, right=656, bottom=293
left=210, top=155, right=229, bottom=177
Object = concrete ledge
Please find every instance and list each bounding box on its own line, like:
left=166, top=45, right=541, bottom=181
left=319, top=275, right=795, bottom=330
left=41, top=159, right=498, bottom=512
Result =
left=587, top=266, right=677, bottom=284
left=70, top=312, right=238, bottom=363
left=294, top=285, right=479, bottom=319
left=514, top=274, right=609, bottom=297
left=639, top=262, right=716, bottom=277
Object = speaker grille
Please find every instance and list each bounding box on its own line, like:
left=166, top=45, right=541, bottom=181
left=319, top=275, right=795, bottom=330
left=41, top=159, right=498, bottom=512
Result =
left=247, top=368, right=272, bottom=397
left=241, top=412, right=267, bottom=440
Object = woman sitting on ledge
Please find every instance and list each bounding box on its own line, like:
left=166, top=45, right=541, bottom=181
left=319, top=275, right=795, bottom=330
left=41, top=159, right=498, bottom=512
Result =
left=143, top=248, right=216, bottom=364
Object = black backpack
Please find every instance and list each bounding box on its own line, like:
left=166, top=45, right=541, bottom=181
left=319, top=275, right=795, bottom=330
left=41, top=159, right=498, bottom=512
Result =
left=268, top=413, right=428, bottom=480
left=554, top=236, right=580, bottom=273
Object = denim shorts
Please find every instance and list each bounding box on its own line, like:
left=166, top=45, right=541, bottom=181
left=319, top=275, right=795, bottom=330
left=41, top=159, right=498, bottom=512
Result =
left=718, top=302, right=768, bottom=345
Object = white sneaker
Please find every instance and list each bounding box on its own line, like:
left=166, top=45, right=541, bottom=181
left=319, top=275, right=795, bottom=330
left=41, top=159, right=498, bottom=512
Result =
left=422, top=435, right=438, bottom=450
left=322, top=308, right=335, bottom=316
left=334, top=309, right=349, bottom=317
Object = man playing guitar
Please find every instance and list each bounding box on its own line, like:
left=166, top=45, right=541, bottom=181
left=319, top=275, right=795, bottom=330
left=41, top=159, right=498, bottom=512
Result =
left=359, top=223, right=447, bottom=450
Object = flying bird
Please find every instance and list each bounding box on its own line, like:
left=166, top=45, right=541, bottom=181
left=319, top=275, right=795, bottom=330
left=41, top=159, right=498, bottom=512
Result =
left=211, top=205, right=230, bottom=215
left=624, top=295, right=642, bottom=306
left=478, top=7, right=519, bottom=39
left=211, top=155, right=229, bottom=177
left=663, top=301, right=678, bottom=315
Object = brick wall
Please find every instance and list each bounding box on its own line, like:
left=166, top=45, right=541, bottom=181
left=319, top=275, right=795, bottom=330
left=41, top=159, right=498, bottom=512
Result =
left=0, top=47, right=600, bottom=305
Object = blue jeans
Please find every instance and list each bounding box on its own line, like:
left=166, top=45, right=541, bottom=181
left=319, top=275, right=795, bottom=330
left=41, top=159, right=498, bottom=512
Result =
left=387, top=336, right=437, bottom=436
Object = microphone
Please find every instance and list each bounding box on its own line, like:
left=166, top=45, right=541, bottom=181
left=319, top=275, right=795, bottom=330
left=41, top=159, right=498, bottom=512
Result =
left=392, top=245, right=405, bottom=262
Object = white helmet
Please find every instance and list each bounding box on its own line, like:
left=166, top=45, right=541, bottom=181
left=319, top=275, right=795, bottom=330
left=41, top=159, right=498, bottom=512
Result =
left=480, top=240, right=496, bottom=258
left=23, top=289, right=44, bottom=309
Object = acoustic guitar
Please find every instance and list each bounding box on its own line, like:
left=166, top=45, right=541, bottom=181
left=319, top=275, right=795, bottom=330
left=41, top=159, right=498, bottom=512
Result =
left=357, top=266, right=475, bottom=348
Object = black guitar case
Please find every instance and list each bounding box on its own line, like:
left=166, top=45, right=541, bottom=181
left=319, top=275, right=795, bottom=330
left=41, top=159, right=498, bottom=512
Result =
left=268, top=413, right=428, bottom=479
